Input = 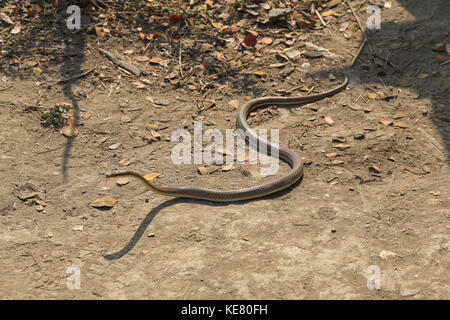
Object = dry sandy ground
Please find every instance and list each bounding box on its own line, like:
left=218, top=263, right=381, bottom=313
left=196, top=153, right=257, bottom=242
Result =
left=0, top=0, right=449, bottom=299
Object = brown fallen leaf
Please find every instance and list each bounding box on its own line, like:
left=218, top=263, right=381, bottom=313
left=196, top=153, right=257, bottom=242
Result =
left=198, top=166, right=208, bottom=175
left=367, top=92, right=377, bottom=99
left=150, top=129, right=161, bottom=139
left=121, top=116, right=131, bottom=123
left=61, top=118, right=79, bottom=138
left=10, top=25, right=22, bottom=34
left=81, top=112, right=91, bottom=120
left=324, top=116, right=334, bottom=125
left=95, top=26, right=105, bottom=38
left=169, top=13, right=184, bottom=24
left=116, top=178, right=129, bottom=186
left=148, top=57, right=164, bottom=65
left=135, top=56, right=149, bottom=62
left=143, top=172, right=161, bottom=181
left=0, top=12, right=14, bottom=25
left=90, top=196, right=118, bottom=208
left=119, top=158, right=131, bottom=166
left=32, top=67, right=42, bottom=76
left=108, top=143, right=121, bottom=150
left=242, top=30, right=258, bottom=48
left=369, top=165, right=381, bottom=173
left=325, top=152, right=338, bottom=158
left=253, top=71, right=269, bottom=80
left=222, top=164, right=233, bottom=171
left=379, top=118, right=393, bottom=126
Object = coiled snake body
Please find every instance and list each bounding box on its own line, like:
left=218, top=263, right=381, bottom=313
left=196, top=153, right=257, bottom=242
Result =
left=107, top=76, right=348, bottom=202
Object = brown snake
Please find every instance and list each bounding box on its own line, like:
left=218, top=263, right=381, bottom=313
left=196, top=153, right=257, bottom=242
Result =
left=107, top=76, right=348, bottom=202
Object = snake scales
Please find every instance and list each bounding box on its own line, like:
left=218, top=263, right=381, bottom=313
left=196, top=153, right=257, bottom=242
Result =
left=107, top=76, right=348, bottom=202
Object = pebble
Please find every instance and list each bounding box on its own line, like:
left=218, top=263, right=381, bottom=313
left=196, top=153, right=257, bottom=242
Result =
left=432, top=42, right=445, bottom=52
left=354, top=132, right=365, bottom=140
left=268, top=8, right=292, bottom=21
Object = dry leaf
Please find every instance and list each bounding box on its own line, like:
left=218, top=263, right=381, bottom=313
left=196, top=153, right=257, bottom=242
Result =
left=222, top=164, right=233, bottom=171
left=150, top=129, right=161, bottom=139
left=135, top=56, right=149, bottom=62
left=121, top=116, right=131, bottom=123
left=326, top=152, right=338, bottom=158
left=436, top=55, right=447, bottom=63
left=95, top=26, right=105, bottom=38
left=242, top=31, right=258, bottom=48
left=10, top=25, right=21, bottom=34
left=379, top=250, right=396, bottom=259
left=90, top=196, right=118, bottom=208
left=367, top=92, right=377, bottom=99
left=0, top=12, right=14, bottom=25
left=261, top=37, right=273, bottom=45
left=133, top=81, right=145, bottom=89
left=32, top=67, right=42, bottom=76
left=322, top=10, right=334, bottom=17
left=81, top=112, right=91, bottom=120
left=378, top=118, right=392, bottom=126
left=324, top=116, right=334, bottom=125
left=148, top=57, right=164, bottom=65
left=143, top=172, right=161, bottom=181
left=61, top=118, right=79, bottom=138
left=108, top=143, right=121, bottom=150
left=418, top=73, right=429, bottom=79
left=9, top=58, right=19, bottom=65
left=198, top=166, right=208, bottom=175
left=169, top=14, right=184, bottom=23
left=119, top=158, right=131, bottom=166
left=369, top=165, right=382, bottom=173
left=253, top=71, right=269, bottom=80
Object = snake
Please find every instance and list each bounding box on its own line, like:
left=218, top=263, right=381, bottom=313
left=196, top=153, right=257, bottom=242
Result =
left=107, top=76, right=348, bottom=202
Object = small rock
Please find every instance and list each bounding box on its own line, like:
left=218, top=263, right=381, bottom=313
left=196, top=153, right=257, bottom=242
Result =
left=379, top=250, right=396, bottom=259
left=17, top=192, right=38, bottom=201
left=300, top=62, right=312, bottom=73
left=432, top=42, right=445, bottom=52
left=148, top=233, right=155, bottom=238
left=401, top=288, right=419, bottom=297
left=268, top=8, right=292, bottom=21
left=354, top=132, right=365, bottom=140
left=328, top=73, right=336, bottom=81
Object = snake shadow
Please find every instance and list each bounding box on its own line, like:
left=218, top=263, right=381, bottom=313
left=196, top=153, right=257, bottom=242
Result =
left=103, top=175, right=303, bottom=260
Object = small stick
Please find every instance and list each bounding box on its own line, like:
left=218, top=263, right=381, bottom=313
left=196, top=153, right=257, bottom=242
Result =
left=351, top=38, right=367, bottom=66
left=178, top=40, right=184, bottom=77
left=98, top=48, right=143, bottom=77
left=314, top=10, right=327, bottom=27
left=347, top=1, right=375, bottom=56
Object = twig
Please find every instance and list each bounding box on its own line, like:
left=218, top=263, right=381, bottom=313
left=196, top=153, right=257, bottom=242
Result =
left=56, top=68, right=95, bottom=83
left=314, top=10, right=327, bottom=27
left=351, top=38, right=367, bottom=66
left=178, top=40, right=184, bottom=78
left=347, top=1, right=374, bottom=55
left=98, top=48, right=143, bottom=77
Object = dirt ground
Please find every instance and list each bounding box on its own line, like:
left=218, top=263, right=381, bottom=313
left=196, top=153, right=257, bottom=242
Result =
left=0, top=0, right=449, bottom=299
